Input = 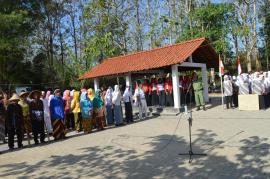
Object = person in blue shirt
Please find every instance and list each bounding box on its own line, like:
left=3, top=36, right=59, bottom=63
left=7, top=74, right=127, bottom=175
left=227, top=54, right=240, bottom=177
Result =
left=80, top=92, right=93, bottom=134
left=50, top=89, right=66, bottom=140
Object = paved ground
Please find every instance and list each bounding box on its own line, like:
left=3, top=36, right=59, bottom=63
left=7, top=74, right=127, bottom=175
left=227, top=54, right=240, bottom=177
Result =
left=0, top=99, right=270, bottom=179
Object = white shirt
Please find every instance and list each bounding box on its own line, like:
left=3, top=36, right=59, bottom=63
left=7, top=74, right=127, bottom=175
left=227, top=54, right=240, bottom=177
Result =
left=112, top=92, right=122, bottom=105
left=252, top=78, right=264, bottom=95
left=223, top=80, right=233, bottom=96
left=123, top=89, right=132, bottom=103
left=134, top=88, right=145, bottom=99
left=157, top=83, right=164, bottom=91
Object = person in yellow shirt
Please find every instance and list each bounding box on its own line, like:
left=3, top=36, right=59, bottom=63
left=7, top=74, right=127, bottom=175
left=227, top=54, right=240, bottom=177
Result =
left=71, top=91, right=81, bottom=132
left=18, top=91, right=32, bottom=144
left=87, top=88, right=95, bottom=101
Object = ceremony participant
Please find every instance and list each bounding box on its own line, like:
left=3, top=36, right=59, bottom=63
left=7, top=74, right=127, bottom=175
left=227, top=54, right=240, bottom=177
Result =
left=164, top=74, right=174, bottom=106
left=123, top=86, right=133, bottom=123
left=63, top=90, right=73, bottom=130
left=0, top=91, right=6, bottom=143
left=80, top=92, right=93, bottom=133
left=192, top=72, right=206, bottom=111
left=18, top=91, right=32, bottom=144
left=112, top=85, right=123, bottom=126
left=87, top=88, right=95, bottom=102
left=50, top=89, right=66, bottom=140
left=93, top=89, right=105, bottom=130
left=105, top=87, right=114, bottom=125
left=252, top=72, right=265, bottom=109
left=134, top=81, right=148, bottom=120
left=150, top=75, right=158, bottom=106
left=142, top=79, right=150, bottom=106
left=232, top=76, right=239, bottom=108
left=223, top=75, right=233, bottom=109
left=42, top=91, right=53, bottom=134
left=157, top=78, right=165, bottom=107
left=6, top=94, right=23, bottom=149
left=238, top=74, right=250, bottom=95
left=71, top=91, right=81, bottom=132
left=29, top=90, right=45, bottom=145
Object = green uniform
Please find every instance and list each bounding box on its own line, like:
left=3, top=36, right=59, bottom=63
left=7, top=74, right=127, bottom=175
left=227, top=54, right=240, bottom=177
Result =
left=192, top=79, right=205, bottom=107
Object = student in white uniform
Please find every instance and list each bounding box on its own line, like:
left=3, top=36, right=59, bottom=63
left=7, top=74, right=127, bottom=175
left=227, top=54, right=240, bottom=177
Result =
left=223, top=75, right=233, bottom=109
left=134, top=81, right=148, bottom=120
left=123, top=86, right=133, bottom=123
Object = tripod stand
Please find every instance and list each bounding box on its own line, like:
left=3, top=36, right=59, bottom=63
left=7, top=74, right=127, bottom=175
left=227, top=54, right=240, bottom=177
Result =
left=179, top=82, right=207, bottom=163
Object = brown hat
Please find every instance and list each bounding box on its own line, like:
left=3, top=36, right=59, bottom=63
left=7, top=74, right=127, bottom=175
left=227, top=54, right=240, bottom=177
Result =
left=19, top=91, right=29, bottom=98
left=54, top=89, right=61, bottom=95
left=9, top=94, right=20, bottom=102
left=29, top=90, right=41, bottom=99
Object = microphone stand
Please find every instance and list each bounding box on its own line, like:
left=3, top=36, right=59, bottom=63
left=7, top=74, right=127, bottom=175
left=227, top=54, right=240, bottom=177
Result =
left=179, top=80, right=207, bottom=163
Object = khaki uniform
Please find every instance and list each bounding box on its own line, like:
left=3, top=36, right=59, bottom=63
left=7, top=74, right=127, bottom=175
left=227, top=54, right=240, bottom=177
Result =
left=192, top=80, right=205, bottom=107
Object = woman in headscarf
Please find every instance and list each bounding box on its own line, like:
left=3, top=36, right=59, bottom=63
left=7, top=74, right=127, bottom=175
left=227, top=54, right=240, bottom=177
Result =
left=0, top=91, right=6, bottom=143
left=29, top=90, right=45, bottom=145
left=105, top=87, right=114, bottom=125
left=71, top=91, right=81, bottom=132
left=43, top=91, right=53, bottom=134
left=93, top=89, right=105, bottom=130
left=80, top=92, right=93, bottom=133
left=112, top=85, right=123, bottom=126
left=87, top=88, right=95, bottom=101
left=18, top=91, right=32, bottom=145
left=63, top=90, right=73, bottom=130
left=6, top=93, right=23, bottom=149
left=123, top=86, right=133, bottom=123
left=50, top=89, right=66, bottom=140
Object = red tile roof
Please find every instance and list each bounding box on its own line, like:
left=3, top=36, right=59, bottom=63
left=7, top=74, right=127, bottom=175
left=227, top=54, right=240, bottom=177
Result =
left=80, top=37, right=216, bottom=80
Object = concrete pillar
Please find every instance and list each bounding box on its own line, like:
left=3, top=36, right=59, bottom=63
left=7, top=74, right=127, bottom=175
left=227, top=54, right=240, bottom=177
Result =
left=94, top=78, right=99, bottom=91
left=201, top=64, right=209, bottom=102
left=188, top=55, right=193, bottom=63
left=125, top=73, right=132, bottom=90
left=171, top=64, right=180, bottom=109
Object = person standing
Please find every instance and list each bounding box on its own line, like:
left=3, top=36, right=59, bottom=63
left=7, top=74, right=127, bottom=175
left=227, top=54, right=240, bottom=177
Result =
left=0, top=91, right=6, bottom=143
left=192, top=73, right=206, bottom=111
left=6, top=94, right=23, bottom=149
left=87, top=88, right=95, bottom=102
left=42, top=91, right=53, bottom=134
left=71, top=91, right=81, bottom=132
left=164, top=74, right=174, bottom=106
left=18, top=91, right=32, bottom=144
left=80, top=92, right=93, bottom=134
left=123, top=86, right=133, bottom=123
left=157, top=78, right=165, bottom=107
left=29, top=90, right=45, bottom=145
left=112, top=85, right=123, bottom=126
left=142, top=79, right=150, bottom=106
left=105, top=87, right=114, bottom=125
left=150, top=75, right=158, bottom=106
left=134, top=81, right=148, bottom=120
left=252, top=72, right=265, bottom=109
left=50, top=89, right=66, bottom=140
left=63, top=90, right=73, bottom=130
left=223, top=75, right=233, bottom=109
left=239, top=74, right=250, bottom=95
left=93, top=89, right=105, bottom=130
left=232, top=76, right=239, bottom=108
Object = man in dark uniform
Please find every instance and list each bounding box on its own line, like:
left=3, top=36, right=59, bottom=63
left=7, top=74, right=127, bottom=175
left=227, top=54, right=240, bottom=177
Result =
left=192, top=72, right=206, bottom=111
left=6, top=94, right=23, bottom=150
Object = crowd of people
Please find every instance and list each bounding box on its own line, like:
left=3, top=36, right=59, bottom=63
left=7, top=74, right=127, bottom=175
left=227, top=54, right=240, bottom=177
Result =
left=223, top=71, right=270, bottom=109
left=0, top=80, right=158, bottom=150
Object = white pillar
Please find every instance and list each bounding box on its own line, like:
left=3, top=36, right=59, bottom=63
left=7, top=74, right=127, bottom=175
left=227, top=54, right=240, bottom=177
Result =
left=171, top=64, right=180, bottom=109
left=94, top=78, right=99, bottom=91
left=188, top=55, right=193, bottom=63
left=201, top=65, right=209, bottom=102
left=125, top=73, right=132, bottom=90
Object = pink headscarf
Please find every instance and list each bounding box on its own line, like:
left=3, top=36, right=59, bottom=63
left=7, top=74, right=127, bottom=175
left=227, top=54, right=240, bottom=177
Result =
left=81, top=88, right=87, bottom=93
left=45, top=91, right=51, bottom=100
left=63, top=90, right=70, bottom=100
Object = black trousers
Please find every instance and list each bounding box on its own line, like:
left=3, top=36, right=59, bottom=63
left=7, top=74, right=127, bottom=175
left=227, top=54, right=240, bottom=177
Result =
left=145, top=93, right=151, bottom=106
left=158, top=90, right=166, bottom=106
left=225, top=96, right=232, bottom=109
left=165, top=92, right=174, bottom=106
left=259, top=95, right=266, bottom=110
left=124, top=102, right=133, bottom=123
left=8, top=127, right=23, bottom=148
left=66, top=113, right=74, bottom=129
left=232, top=94, right=238, bottom=107
left=151, top=91, right=158, bottom=106
left=32, top=121, right=45, bottom=143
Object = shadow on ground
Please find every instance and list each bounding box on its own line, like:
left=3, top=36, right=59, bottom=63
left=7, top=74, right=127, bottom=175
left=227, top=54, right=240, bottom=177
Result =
left=0, top=129, right=269, bottom=179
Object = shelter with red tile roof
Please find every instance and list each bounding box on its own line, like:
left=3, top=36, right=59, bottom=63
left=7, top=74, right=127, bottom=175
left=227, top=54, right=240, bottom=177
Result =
left=80, top=37, right=219, bottom=109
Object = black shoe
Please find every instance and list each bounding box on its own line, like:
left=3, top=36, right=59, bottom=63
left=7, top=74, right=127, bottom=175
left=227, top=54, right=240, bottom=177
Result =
left=196, top=107, right=200, bottom=111
left=203, top=106, right=206, bottom=111
left=18, top=144, right=23, bottom=148
left=35, top=141, right=39, bottom=145
left=9, top=147, right=14, bottom=150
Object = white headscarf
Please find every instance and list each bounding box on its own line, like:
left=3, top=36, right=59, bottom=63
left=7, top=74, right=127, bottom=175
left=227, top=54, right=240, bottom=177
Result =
left=112, top=85, right=121, bottom=105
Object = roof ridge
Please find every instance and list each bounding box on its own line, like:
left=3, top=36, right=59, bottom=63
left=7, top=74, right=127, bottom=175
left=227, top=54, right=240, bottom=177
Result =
left=103, top=37, right=206, bottom=63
